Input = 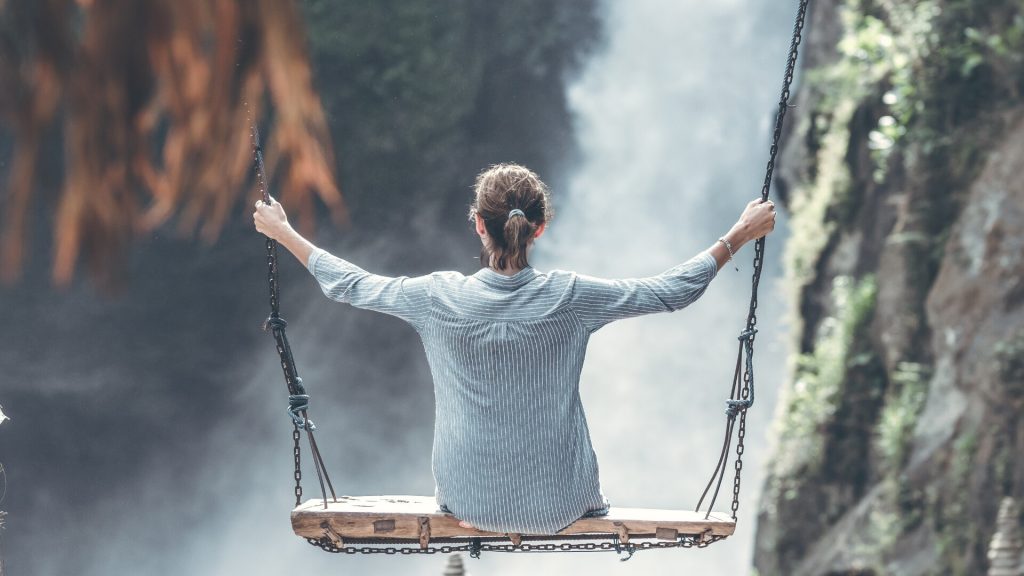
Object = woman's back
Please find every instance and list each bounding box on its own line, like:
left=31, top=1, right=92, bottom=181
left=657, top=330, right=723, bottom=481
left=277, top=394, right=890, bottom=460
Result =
left=307, top=248, right=718, bottom=534
left=428, top=266, right=602, bottom=535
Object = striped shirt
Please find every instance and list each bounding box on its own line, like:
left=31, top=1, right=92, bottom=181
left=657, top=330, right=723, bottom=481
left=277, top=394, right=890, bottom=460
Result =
left=307, top=248, right=718, bottom=534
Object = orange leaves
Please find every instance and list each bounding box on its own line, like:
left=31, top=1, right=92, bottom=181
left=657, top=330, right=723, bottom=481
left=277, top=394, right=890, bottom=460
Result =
left=0, top=0, right=344, bottom=286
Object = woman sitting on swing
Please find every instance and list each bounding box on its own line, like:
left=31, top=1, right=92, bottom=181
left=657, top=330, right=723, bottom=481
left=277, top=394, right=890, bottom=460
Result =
left=253, top=163, right=776, bottom=535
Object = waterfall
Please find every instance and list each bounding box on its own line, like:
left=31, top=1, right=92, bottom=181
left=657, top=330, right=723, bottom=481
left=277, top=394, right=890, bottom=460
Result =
left=524, top=1, right=795, bottom=573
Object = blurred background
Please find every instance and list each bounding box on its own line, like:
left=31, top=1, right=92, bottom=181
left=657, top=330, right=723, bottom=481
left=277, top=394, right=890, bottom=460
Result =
left=1, top=1, right=1022, bottom=575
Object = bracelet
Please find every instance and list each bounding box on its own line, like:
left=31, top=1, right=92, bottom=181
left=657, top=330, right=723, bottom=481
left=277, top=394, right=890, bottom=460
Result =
left=717, top=237, right=739, bottom=271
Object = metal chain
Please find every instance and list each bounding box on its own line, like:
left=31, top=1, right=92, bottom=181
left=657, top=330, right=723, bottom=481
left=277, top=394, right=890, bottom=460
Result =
left=266, top=238, right=280, bottom=321
left=293, top=425, right=303, bottom=506
left=697, top=0, right=811, bottom=523
left=730, top=0, right=809, bottom=520
left=249, top=117, right=336, bottom=507
left=306, top=533, right=727, bottom=558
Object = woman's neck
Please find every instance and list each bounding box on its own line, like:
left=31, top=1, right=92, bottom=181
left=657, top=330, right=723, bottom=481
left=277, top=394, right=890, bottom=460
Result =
left=488, top=257, right=525, bottom=276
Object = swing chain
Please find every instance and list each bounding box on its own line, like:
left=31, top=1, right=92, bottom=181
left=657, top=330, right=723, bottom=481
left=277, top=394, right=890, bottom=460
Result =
left=293, top=425, right=303, bottom=507
left=760, top=0, right=808, bottom=204
left=251, top=118, right=337, bottom=507
left=730, top=0, right=809, bottom=521
left=306, top=532, right=727, bottom=556
left=266, top=237, right=280, bottom=319
left=696, top=0, right=809, bottom=522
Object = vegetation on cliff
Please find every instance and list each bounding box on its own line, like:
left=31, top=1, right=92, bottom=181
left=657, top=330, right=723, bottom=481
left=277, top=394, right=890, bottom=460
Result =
left=756, top=0, right=1024, bottom=574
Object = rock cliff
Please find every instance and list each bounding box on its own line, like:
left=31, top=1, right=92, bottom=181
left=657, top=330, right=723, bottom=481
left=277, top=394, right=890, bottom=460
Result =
left=754, top=1, right=1024, bottom=574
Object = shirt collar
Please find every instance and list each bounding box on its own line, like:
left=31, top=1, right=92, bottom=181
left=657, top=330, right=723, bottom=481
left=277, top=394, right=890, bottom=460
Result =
left=472, top=265, right=540, bottom=290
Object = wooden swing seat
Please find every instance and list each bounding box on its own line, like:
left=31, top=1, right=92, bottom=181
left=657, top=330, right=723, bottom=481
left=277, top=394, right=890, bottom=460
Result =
left=291, top=495, right=735, bottom=548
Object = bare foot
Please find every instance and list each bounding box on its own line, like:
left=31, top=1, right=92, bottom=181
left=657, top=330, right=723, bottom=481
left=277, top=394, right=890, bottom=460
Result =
left=458, top=520, right=476, bottom=530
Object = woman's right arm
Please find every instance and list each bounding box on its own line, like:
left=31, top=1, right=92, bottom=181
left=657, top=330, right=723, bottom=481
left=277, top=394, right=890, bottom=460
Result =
left=570, top=198, right=776, bottom=332
left=570, top=253, right=718, bottom=332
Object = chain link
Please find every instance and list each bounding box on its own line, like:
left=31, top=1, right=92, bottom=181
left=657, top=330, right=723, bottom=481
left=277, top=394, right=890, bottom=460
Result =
left=306, top=533, right=727, bottom=557
left=293, top=425, right=303, bottom=506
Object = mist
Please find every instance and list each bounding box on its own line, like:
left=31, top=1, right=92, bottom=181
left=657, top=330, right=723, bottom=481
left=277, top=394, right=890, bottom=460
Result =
left=527, top=0, right=795, bottom=572
left=0, top=1, right=799, bottom=574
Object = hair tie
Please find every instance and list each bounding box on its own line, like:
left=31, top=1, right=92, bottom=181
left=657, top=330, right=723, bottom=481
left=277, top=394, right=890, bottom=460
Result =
left=508, top=208, right=526, bottom=219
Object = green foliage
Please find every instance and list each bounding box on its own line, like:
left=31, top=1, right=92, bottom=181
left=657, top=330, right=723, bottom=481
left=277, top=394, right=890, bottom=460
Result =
left=875, top=362, right=930, bottom=475
left=783, top=99, right=855, bottom=289
left=303, top=2, right=480, bottom=157
left=933, top=429, right=979, bottom=576
left=827, top=1, right=940, bottom=181
left=857, top=476, right=927, bottom=567
left=852, top=359, right=931, bottom=564
left=948, top=7, right=1024, bottom=98
left=861, top=499, right=902, bottom=564
left=807, top=0, right=1024, bottom=185
left=774, top=275, right=878, bottom=476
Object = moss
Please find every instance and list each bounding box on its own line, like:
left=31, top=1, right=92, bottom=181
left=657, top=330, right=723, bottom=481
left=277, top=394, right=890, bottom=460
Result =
left=875, top=362, right=930, bottom=475
left=823, top=1, right=941, bottom=181
left=861, top=499, right=902, bottom=565
left=774, top=275, right=878, bottom=477
left=853, top=476, right=927, bottom=570
left=933, top=429, right=979, bottom=576
left=783, top=99, right=856, bottom=289
left=811, top=0, right=1024, bottom=187
left=781, top=0, right=942, bottom=283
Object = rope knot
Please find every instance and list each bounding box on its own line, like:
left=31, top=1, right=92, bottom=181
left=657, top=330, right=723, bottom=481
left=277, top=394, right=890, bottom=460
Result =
left=737, top=328, right=758, bottom=342
left=725, top=399, right=752, bottom=418
left=264, top=315, right=288, bottom=332
left=288, top=386, right=316, bottom=430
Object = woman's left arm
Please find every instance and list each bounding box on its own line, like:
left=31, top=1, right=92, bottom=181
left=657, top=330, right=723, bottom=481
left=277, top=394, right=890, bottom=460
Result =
left=253, top=198, right=431, bottom=331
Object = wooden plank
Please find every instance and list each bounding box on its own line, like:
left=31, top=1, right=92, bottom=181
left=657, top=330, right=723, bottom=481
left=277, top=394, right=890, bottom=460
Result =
left=291, top=495, right=735, bottom=542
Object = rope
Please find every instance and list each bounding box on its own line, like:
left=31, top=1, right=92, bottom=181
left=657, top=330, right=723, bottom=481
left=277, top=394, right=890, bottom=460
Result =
left=249, top=113, right=337, bottom=508
left=696, top=0, right=811, bottom=522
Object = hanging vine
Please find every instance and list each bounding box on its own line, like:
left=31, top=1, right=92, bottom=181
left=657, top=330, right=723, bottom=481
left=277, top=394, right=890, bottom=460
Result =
left=0, top=0, right=345, bottom=286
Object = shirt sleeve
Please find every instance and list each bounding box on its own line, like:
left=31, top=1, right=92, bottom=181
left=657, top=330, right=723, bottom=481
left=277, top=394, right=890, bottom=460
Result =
left=569, top=251, right=718, bottom=333
left=306, top=248, right=431, bottom=332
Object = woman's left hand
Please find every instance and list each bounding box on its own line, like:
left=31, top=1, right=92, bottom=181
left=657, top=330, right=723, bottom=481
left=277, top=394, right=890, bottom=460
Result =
left=253, top=197, right=292, bottom=241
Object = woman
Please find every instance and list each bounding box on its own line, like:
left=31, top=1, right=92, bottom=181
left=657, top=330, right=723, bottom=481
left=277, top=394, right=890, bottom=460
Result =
left=253, top=163, right=776, bottom=535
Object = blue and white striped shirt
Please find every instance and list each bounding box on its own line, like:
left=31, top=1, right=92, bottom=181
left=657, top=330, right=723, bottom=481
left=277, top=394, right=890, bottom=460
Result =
left=307, top=248, right=718, bottom=534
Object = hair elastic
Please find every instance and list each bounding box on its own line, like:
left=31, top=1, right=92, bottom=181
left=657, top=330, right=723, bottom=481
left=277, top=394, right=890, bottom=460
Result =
left=508, top=208, right=526, bottom=219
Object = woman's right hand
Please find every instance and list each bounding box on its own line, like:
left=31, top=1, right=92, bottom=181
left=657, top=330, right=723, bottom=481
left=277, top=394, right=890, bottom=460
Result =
left=733, top=198, right=777, bottom=243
